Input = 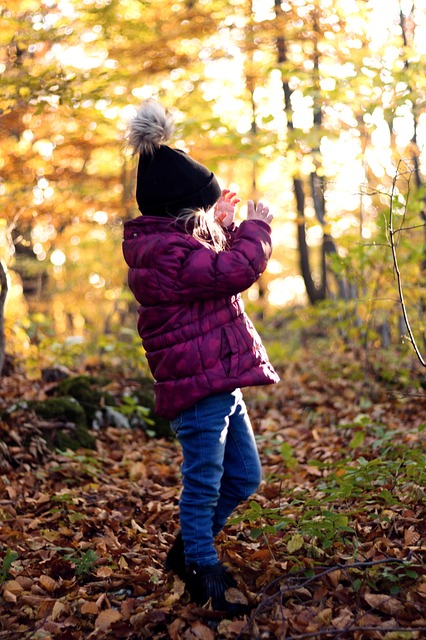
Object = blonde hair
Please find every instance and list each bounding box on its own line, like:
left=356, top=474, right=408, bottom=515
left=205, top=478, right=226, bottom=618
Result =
left=175, top=208, right=227, bottom=253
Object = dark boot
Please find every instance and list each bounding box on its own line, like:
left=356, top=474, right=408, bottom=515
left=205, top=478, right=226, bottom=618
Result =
left=164, top=531, right=186, bottom=579
left=185, top=562, right=250, bottom=617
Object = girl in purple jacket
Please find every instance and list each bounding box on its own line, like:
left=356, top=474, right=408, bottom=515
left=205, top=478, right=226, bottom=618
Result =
left=123, top=100, right=279, bottom=616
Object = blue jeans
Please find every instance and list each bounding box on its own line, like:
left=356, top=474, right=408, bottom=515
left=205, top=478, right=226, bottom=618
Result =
left=170, top=389, right=262, bottom=566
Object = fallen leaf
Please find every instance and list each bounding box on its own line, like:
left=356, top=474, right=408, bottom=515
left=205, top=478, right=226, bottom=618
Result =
left=168, top=617, right=186, bottom=640
left=96, top=566, right=113, bottom=578
left=217, top=619, right=247, bottom=635
left=250, top=548, right=271, bottom=560
left=364, top=593, right=402, bottom=616
left=95, top=608, right=122, bottom=630
left=287, top=533, right=304, bottom=553
left=2, top=580, right=23, bottom=595
left=120, top=598, right=135, bottom=620
left=225, top=587, right=249, bottom=605
left=81, top=601, right=99, bottom=615
left=129, top=461, right=147, bottom=481
left=316, top=607, right=333, bottom=624
left=51, top=600, right=68, bottom=621
left=189, top=620, right=215, bottom=640
left=39, top=575, right=58, bottom=592
left=2, top=590, right=17, bottom=603
left=163, top=575, right=186, bottom=606
left=327, top=569, right=341, bottom=588
left=357, top=612, right=386, bottom=626
left=331, top=608, right=354, bottom=629
left=404, top=526, right=420, bottom=546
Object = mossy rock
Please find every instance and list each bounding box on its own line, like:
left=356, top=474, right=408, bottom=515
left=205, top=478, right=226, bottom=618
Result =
left=53, top=375, right=115, bottom=424
left=32, top=396, right=96, bottom=451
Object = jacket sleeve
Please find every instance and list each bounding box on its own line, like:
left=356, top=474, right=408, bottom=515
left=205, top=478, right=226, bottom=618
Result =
left=172, top=219, right=272, bottom=301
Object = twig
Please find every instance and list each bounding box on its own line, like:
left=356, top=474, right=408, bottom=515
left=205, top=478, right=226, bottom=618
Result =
left=388, top=160, right=426, bottom=366
left=23, top=420, right=76, bottom=431
left=236, top=557, right=412, bottom=640
left=386, top=390, right=426, bottom=399
left=259, top=557, right=408, bottom=600
left=284, top=626, right=426, bottom=640
left=392, top=222, right=426, bottom=233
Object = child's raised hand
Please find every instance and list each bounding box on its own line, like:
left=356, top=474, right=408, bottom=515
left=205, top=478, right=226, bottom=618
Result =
left=214, top=189, right=240, bottom=227
left=247, top=200, right=273, bottom=225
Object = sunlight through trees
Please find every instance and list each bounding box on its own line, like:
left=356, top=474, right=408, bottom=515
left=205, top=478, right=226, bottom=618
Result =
left=1, top=0, right=426, bottom=371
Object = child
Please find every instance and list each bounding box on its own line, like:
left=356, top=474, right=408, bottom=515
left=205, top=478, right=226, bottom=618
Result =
left=123, top=100, right=279, bottom=615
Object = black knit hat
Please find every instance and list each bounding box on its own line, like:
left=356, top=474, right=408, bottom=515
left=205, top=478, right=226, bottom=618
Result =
left=127, top=100, right=221, bottom=217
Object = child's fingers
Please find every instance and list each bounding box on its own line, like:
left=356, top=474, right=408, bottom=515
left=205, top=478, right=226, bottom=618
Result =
left=246, top=200, right=273, bottom=223
left=225, top=191, right=239, bottom=203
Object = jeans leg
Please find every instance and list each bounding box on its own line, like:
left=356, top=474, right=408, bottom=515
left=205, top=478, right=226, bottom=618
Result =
left=171, top=393, right=237, bottom=566
left=212, top=390, right=262, bottom=536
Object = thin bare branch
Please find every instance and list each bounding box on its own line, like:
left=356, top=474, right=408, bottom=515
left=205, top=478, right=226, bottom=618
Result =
left=392, top=222, right=426, bottom=234
left=388, top=161, right=426, bottom=366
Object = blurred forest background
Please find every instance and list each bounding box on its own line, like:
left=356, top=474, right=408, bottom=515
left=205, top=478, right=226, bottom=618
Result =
left=1, top=3, right=426, bottom=637
left=1, top=0, right=426, bottom=378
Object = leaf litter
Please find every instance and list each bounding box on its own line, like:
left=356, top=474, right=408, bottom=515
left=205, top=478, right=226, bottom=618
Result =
left=0, top=351, right=425, bottom=639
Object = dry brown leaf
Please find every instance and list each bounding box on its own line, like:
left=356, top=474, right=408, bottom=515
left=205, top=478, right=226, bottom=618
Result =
left=189, top=620, right=215, bottom=640
left=130, top=610, right=166, bottom=630
left=168, top=617, right=186, bottom=640
left=21, top=594, right=53, bottom=606
left=51, top=600, right=68, bottom=621
left=39, top=575, right=57, bottom=592
left=404, top=526, right=421, bottom=546
left=316, top=607, right=333, bottom=624
left=357, top=612, right=385, bottom=626
left=327, top=569, right=341, bottom=588
left=95, top=593, right=108, bottom=608
left=217, top=619, right=247, bottom=636
left=129, top=461, right=147, bottom=481
left=225, top=587, right=249, bottom=605
left=95, top=608, right=122, bottom=630
left=16, top=576, right=33, bottom=590
left=163, top=575, right=186, bottom=606
left=131, top=518, right=145, bottom=533
left=2, top=580, right=23, bottom=595
left=250, top=548, right=271, bottom=560
left=2, top=590, right=17, bottom=603
left=81, top=601, right=100, bottom=615
left=96, top=566, right=113, bottom=578
left=130, top=611, right=147, bottom=629
left=364, top=593, right=402, bottom=616
left=331, top=609, right=354, bottom=629
left=120, top=599, right=135, bottom=620
left=417, top=582, right=426, bottom=599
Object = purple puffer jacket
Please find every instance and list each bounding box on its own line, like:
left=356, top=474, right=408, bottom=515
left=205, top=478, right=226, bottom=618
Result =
left=122, top=215, right=279, bottom=419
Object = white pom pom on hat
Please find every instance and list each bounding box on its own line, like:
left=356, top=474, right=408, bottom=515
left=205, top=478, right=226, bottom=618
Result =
left=127, top=99, right=175, bottom=155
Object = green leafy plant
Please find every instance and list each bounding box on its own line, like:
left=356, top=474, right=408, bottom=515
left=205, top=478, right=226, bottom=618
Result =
left=117, top=394, right=155, bottom=427
left=64, top=549, right=98, bottom=577
left=0, top=549, right=19, bottom=584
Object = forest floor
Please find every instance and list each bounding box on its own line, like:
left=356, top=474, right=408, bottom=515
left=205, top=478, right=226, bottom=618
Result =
left=0, top=349, right=425, bottom=640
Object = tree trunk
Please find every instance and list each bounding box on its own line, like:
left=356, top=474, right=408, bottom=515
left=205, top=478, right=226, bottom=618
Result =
left=0, top=260, right=8, bottom=377
left=274, top=0, right=331, bottom=305
left=294, top=178, right=324, bottom=304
